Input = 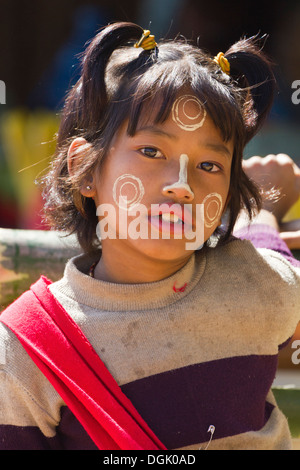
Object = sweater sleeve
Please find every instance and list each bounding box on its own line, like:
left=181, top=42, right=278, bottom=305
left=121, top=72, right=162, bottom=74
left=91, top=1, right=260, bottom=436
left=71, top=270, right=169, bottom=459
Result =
left=0, top=323, right=62, bottom=450
left=233, top=223, right=300, bottom=268
left=232, top=227, right=300, bottom=347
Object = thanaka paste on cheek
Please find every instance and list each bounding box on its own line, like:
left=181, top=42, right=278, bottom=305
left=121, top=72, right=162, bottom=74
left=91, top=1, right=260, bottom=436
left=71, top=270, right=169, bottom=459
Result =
left=201, top=192, right=223, bottom=228
left=162, top=154, right=194, bottom=197
left=112, top=174, right=145, bottom=210
left=172, top=95, right=206, bottom=131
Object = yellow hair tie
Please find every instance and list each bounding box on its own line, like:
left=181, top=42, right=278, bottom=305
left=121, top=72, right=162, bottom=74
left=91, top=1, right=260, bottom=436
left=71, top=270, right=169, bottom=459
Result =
left=213, top=52, right=230, bottom=75
left=134, top=29, right=157, bottom=51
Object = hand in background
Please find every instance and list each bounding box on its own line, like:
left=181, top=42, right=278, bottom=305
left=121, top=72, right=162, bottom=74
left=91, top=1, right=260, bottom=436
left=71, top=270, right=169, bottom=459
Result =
left=242, top=154, right=300, bottom=249
left=243, top=153, right=300, bottom=221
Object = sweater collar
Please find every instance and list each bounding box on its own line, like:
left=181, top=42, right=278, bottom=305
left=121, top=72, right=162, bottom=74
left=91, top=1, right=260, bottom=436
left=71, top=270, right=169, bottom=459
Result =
left=57, top=250, right=206, bottom=311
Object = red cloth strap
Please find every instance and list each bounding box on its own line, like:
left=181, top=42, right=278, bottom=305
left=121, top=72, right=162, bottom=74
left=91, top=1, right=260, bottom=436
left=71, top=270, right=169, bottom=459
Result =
left=0, top=276, right=166, bottom=450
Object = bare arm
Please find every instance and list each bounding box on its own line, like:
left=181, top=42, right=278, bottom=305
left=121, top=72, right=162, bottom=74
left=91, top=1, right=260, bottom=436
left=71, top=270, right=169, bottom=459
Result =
left=235, top=153, right=300, bottom=249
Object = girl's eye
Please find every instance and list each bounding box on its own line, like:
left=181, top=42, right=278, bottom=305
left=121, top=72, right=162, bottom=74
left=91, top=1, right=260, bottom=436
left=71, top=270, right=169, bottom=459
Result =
left=199, top=162, right=221, bottom=172
left=139, top=147, right=164, bottom=159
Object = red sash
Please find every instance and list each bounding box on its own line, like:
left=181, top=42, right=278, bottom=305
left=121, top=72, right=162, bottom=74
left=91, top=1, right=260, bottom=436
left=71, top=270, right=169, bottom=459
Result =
left=0, top=276, right=166, bottom=450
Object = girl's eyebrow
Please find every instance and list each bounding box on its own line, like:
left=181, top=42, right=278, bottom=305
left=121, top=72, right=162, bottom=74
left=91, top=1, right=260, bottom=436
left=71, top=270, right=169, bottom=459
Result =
left=136, top=126, right=178, bottom=140
left=203, top=142, right=232, bottom=159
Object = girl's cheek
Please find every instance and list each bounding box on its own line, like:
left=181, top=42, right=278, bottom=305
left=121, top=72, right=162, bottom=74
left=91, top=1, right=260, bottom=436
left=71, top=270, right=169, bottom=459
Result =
left=112, top=173, right=145, bottom=210
left=201, top=192, right=224, bottom=228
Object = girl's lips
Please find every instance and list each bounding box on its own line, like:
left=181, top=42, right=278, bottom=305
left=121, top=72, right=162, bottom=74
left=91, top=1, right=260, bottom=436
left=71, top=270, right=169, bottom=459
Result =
left=147, top=203, right=194, bottom=235
left=148, top=214, right=185, bottom=235
left=147, top=202, right=193, bottom=226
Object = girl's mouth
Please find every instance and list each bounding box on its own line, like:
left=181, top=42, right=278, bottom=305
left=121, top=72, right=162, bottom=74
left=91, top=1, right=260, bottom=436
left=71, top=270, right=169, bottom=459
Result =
left=161, top=213, right=181, bottom=223
left=147, top=203, right=193, bottom=236
left=148, top=214, right=184, bottom=235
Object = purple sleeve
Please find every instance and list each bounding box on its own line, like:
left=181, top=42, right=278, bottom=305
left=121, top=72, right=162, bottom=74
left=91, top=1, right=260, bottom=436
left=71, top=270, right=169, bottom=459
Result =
left=233, top=224, right=300, bottom=268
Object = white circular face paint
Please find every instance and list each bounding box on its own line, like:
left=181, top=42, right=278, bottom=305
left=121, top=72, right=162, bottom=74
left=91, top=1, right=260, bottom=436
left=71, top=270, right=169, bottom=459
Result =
left=112, top=174, right=145, bottom=210
left=201, top=193, right=223, bottom=228
left=172, top=95, right=207, bottom=131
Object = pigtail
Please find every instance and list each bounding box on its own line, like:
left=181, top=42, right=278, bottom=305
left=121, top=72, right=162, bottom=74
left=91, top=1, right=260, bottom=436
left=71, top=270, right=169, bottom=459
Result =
left=80, top=22, right=145, bottom=134
left=45, top=22, right=150, bottom=253
left=223, top=36, right=276, bottom=141
left=57, top=22, right=145, bottom=145
left=214, top=37, right=276, bottom=241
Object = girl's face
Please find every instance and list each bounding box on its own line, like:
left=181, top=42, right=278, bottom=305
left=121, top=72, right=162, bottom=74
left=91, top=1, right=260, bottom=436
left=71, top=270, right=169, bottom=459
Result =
left=93, top=94, right=233, bottom=269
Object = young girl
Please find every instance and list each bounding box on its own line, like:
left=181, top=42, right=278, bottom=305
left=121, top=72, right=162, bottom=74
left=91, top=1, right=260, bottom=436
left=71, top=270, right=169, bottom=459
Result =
left=0, top=22, right=299, bottom=451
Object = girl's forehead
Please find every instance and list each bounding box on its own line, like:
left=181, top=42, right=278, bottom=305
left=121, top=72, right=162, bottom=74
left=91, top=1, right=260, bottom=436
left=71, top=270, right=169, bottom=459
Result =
left=133, top=91, right=206, bottom=129
left=170, top=94, right=207, bottom=131
left=126, top=86, right=237, bottom=148
left=133, top=94, right=218, bottom=137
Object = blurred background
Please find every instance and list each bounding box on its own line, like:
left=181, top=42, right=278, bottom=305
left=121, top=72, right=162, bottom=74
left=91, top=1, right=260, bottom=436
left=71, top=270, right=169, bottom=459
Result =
left=0, top=0, right=299, bottom=229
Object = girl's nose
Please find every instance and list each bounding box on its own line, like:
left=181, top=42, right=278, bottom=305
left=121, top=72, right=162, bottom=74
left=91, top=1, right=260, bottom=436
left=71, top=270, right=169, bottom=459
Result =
left=162, top=183, right=194, bottom=201
left=162, top=154, right=194, bottom=202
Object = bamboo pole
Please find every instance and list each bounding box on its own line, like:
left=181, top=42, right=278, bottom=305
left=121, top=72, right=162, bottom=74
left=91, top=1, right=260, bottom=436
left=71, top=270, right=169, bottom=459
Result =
left=0, top=228, right=81, bottom=310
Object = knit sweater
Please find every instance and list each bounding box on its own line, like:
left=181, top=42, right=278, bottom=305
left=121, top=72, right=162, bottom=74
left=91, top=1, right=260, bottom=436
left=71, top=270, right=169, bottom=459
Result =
left=0, top=226, right=299, bottom=450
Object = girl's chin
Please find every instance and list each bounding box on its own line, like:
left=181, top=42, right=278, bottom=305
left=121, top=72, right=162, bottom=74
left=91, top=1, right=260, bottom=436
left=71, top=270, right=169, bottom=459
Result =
left=120, top=237, right=202, bottom=261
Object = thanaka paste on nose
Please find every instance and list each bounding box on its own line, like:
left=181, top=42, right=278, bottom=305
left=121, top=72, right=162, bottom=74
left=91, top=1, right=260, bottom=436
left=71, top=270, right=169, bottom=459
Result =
left=163, top=154, right=194, bottom=197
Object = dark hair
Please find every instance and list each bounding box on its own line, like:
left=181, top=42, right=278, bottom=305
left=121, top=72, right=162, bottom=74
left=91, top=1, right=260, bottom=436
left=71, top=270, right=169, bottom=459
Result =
left=41, top=22, right=276, bottom=253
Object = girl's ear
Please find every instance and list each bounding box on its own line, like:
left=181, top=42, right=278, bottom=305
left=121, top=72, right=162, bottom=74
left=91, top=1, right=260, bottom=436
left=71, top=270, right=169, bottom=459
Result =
left=67, top=138, right=96, bottom=198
